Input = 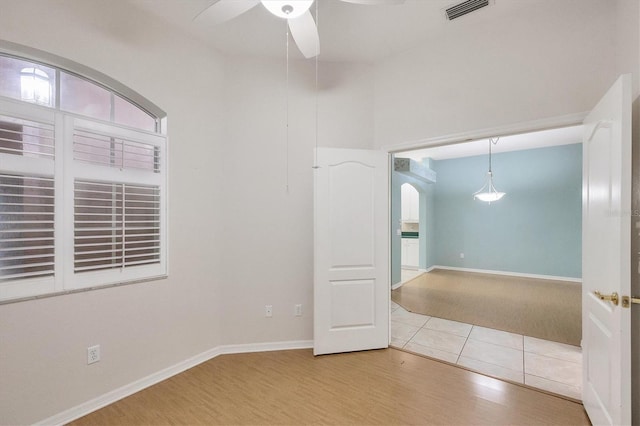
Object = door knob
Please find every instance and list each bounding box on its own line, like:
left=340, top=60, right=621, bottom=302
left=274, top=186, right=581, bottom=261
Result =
left=594, top=291, right=619, bottom=306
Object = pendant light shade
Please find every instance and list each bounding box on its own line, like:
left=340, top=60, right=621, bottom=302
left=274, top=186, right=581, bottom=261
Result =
left=473, top=171, right=505, bottom=202
left=473, top=138, right=505, bottom=204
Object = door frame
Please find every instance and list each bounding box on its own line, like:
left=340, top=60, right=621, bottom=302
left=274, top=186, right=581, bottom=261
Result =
left=382, top=112, right=588, bottom=155
left=382, top=116, right=589, bottom=341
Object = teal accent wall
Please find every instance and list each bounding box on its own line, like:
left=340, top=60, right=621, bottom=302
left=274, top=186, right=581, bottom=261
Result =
left=421, top=180, right=437, bottom=270
left=432, top=143, right=582, bottom=278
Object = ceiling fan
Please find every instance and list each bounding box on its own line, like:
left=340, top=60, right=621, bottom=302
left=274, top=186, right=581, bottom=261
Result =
left=195, top=0, right=405, bottom=59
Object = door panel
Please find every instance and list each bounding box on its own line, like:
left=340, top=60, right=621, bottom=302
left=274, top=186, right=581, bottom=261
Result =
left=582, top=74, right=632, bottom=426
left=329, top=162, right=375, bottom=267
left=314, top=148, right=389, bottom=356
left=330, top=280, right=375, bottom=328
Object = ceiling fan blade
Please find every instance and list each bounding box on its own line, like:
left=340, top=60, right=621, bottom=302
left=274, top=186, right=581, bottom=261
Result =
left=288, top=10, right=320, bottom=59
left=339, top=0, right=405, bottom=4
left=194, top=0, right=260, bottom=25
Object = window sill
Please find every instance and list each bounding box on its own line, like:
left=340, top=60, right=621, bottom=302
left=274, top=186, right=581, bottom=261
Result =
left=0, top=274, right=168, bottom=305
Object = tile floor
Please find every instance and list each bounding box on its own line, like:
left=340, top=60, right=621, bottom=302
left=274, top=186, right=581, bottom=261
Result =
left=391, top=299, right=583, bottom=400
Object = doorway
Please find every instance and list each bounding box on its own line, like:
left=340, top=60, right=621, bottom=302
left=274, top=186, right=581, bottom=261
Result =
left=399, top=183, right=422, bottom=284
left=313, top=76, right=633, bottom=424
left=389, top=125, right=584, bottom=400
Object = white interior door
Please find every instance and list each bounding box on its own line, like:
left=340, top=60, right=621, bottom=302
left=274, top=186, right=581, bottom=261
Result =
left=313, top=147, right=389, bottom=356
left=582, top=74, right=632, bottom=425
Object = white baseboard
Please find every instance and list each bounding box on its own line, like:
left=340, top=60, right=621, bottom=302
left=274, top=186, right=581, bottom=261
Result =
left=217, top=340, right=313, bottom=355
left=432, top=265, right=582, bottom=283
left=36, top=340, right=313, bottom=426
left=392, top=268, right=430, bottom=289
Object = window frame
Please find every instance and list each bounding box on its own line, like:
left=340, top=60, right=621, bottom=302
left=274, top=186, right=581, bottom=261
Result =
left=0, top=39, right=166, bottom=130
left=0, top=43, right=168, bottom=303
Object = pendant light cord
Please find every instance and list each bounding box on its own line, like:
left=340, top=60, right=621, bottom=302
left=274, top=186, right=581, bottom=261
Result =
left=488, top=137, right=499, bottom=173
left=488, top=139, right=492, bottom=173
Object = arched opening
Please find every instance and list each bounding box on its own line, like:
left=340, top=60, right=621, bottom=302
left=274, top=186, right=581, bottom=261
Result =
left=400, top=183, right=421, bottom=280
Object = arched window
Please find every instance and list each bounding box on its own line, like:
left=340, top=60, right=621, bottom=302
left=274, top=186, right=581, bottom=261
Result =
left=0, top=42, right=168, bottom=302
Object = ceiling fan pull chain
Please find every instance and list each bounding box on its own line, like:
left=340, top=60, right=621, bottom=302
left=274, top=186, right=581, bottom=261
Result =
left=285, top=20, right=290, bottom=194
left=313, top=0, right=319, bottom=169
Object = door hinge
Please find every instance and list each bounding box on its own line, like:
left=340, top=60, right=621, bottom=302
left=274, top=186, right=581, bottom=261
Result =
left=621, top=295, right=640, bottom=308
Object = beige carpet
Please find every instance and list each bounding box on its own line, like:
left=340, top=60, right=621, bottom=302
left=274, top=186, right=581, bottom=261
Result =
left=392, top=269, right=581, bottom=346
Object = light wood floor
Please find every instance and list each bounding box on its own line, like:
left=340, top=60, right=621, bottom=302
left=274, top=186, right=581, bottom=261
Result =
left=71, top=348, right=590, bottom=425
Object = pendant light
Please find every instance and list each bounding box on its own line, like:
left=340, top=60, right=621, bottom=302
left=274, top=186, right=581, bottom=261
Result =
left=473, top=137, right=505, bottom=204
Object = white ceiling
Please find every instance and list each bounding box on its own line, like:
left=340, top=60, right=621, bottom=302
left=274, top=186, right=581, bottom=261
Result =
left=128, top=0, right=544, bottom=63
left=128, top=0, right=585, bottom=155
left=397, top=125, right=583, bottom=161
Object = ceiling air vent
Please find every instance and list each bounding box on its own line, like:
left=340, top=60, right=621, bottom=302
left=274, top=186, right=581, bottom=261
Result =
left=445, top=0, right=490, bottom=20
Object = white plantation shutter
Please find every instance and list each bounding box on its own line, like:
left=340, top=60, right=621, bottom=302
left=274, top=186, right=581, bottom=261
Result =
left=67, top=117, right=166, bottom=289
left=0, top=99, right=166, bottom=300
left=0, top=174, right=55, bottom=281
left=73, top=180, right=160, bottom=273
left=73, top=129, right=160, bottom=172
left=0, top=101, right=58, bottom=299
left=0, top=114, right=54, bottom=160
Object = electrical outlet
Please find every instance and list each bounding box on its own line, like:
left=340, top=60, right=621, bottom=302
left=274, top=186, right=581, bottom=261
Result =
left=87, top=345, right=100, bottom=365
left=265, top=305, right=273, bottom=318
left=460, top=253, right=465, bottom=259
left=294, top=304, right=302, bottom=317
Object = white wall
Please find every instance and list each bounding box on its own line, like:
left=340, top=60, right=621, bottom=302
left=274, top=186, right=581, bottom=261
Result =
left=0, top=1, right=227, bottom=424
left=0, top=2, right=375, bottom=422
left=1, top=0, right=639, bottom=424
left=373, top=0, right=617, bottom=148
left=218, top=56, right=374, bottom=344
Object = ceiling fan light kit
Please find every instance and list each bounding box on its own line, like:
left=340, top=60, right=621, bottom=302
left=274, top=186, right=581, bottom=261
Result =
left=197, top=0, right=405, bottom=59
left=261, top=0, right=314, bottom=19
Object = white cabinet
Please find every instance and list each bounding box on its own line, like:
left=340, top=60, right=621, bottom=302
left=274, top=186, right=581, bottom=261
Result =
left=400, top=183, right=420, bottom=268
left=401, top=183, right=419, bottom=222
left=401, top=238, right=419, bottom=268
